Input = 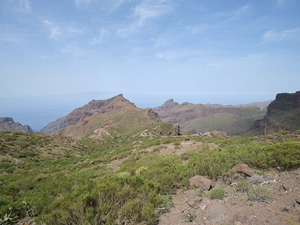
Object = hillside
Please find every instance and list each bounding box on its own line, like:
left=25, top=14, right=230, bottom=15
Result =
left=1, top=130, right=300, bottom=225
left=153, top=99, right=268, bottom=135
left=41, top=94, right=179, bottom=138
left=1, top=94, right=300, bottom=225
left=252, top=91, right=300, bottom=134
left=0, top=117, right=33, bottom=133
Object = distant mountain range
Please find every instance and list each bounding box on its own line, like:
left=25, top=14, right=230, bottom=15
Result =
left=153, top=99, right=271, bottom=135
left=5, top=91, right=299, bottom=137
left=0, top=117, right=33, bottom=133
left=40, top=94, right=272, bottom=137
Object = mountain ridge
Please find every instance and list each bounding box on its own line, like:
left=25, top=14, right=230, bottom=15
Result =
left=0, top=117, right=34, bottom=133
left=153, top=99, right=270, bottom=135
left=41, top=94, right=179, bottom=138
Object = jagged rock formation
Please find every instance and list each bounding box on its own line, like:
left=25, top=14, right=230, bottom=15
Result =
left=41, top=94, right=177, bottom=138
left=153, top=99, right=268, bottom=135
left=0, top=117, right=33, bottom=132
left=252, top=91, right=300, bottom=134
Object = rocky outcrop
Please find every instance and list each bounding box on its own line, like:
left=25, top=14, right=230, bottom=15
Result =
left=168, top=124, right=181, bottom=136
left=189, top=175, right=212, bottom=191
left=233, top=163, right=254, bottom=177
left=252, top=91, right=300, bottom=134
left=0, top=117, right=33, bottom=133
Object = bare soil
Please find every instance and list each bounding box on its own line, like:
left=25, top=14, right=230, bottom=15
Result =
left=158, top=168, right=300, bottom=225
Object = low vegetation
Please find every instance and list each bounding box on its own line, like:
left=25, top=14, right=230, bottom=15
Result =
left=0, top=130, right=300, bottom=224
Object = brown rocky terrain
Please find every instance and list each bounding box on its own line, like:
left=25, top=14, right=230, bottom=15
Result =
left=153, top=99, right=268, bottom=135
left=158, top=167, right=300, bottom=225
left=0, top=117, right=33, bottom=133
left=252, top=91, right=300, bottom=135
left=153, top=140, right=300, bottom=225
left=40, top=94, right=177, bottom=138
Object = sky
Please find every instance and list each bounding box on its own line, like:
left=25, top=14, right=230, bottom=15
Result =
left=0, top=0, right=300, bottom=130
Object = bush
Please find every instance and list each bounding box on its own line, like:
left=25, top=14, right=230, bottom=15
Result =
left=210, top=188, right=226, bottom=200
left=236, top=180, right=251, bottom=193
left=247, top=186, right=272, bottom=202
left=185, top=213, right=196, bottom=222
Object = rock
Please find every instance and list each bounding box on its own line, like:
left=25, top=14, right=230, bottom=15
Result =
left=168, top=124, right=181, bottom=136
left=280, top=184, right=292, bottom=192
left=207, top=202, right=227, bottom=223
left=234, top=221, right=242, bottom=225
left=233, top=164, right=254, bottom=177
left=91, top=128, right=112, bottom=139
left=296, top=199, right=300, bottom=205
left=185, top=197, right=202, bottom=209
left=252, top=91, right=300, bottom=134
left=199, top=132, right=211, bottom=137
left=248, top=174, right=264, bottom=184
left=189, top=175, right=212, bottom=191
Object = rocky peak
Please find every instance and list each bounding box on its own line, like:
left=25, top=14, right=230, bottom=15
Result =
left=267, top=91, right=300, bottom=114
left=160, top=99, right=179, bottom=109
left=41, top=94, right=138, bottom=134
left=147, top=108, right=161, bottom=122
left=0, top=117, right=33, bottom=133
left=251, top=91, right=300, bottom=134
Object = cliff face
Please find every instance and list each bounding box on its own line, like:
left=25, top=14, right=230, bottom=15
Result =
left=252, top=91, right=300, bottom=134
left=0, top=117, right=34, bottom=133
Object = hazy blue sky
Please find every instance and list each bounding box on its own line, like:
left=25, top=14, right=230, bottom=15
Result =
left=1, top=0, right=300, bottom=130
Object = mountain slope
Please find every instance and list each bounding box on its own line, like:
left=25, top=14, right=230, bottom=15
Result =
left=252, top=91, right=300, bottom=134
left=41, top=94, right=178, bottom=138
left=153, top=99, right=268, bottom=135
left=0, top=117, right=33, bottom=133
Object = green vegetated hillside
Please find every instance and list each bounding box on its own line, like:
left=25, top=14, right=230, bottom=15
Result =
left=1, top=129, right=300, bottom=225
left=153, top=99, right=268, bottom=135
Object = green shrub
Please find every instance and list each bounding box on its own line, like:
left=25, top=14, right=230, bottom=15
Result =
left=185, top=213, right=196, bottom=222
left=247, top=186, right=272, bottom=202
left=210, top=188, right=226, bottom=200
left=254, top=170, right=264, bottom=176
left=236, top=180, right=251, bottom=193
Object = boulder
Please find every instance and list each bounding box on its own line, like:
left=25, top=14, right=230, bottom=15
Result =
left=189, top=175, right=212, bottom=191
left=233, top=164, right=254, bottom=177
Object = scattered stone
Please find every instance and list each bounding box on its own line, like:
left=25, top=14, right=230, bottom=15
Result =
left=199, top=132, right=211, bottom=137
left=232, top=173, right=244, bottom=180
left=281, top=184, right=292, bottom=192
left=207, top=202, right=227, bottom=223
left=187, top=197, right=202, bottom=208
left=189, top=175, right=212, bottom=191
left=248, top=174, right=264, bottom=184
left=234, top=221, right=242, bottom=225
left=233, top=164, right=254, bottom=177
